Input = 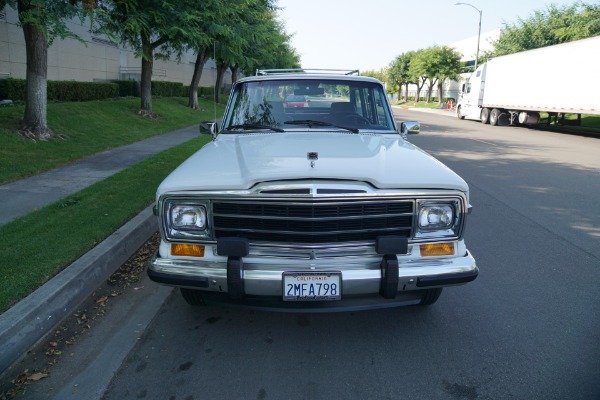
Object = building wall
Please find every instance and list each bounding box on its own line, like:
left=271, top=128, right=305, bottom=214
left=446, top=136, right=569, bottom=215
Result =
left=0, top=5, right=230, bottom=88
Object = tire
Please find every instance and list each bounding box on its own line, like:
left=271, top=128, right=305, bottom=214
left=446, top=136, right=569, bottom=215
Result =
left=489, top=108, right=501, bottom=126
left=180, top=288, right=206, bottom=306
left=480, top=108, right=490, bottom=124
left=419, top=288, right=443, bottom=306
left=457, top=106, right=465, bottom=120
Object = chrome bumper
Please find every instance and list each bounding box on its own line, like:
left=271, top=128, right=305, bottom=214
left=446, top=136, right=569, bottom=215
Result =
left=148, top=251, right=478, bottom=297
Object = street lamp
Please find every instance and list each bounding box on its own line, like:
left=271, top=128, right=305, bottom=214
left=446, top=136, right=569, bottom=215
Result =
left=455, top=2, right=482, bottom=71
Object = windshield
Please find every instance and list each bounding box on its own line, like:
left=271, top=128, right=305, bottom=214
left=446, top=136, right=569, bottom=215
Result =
left=222, top=78, right=396, bottom=133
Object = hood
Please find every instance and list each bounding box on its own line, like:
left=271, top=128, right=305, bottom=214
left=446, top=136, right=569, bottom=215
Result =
left=157, top=132, right=468, bottom=194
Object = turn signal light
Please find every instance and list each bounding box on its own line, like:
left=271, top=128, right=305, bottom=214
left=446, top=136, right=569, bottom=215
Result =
left=171, top=243, right=205, bottom=257
left=420, top=243, right=455, bottom=257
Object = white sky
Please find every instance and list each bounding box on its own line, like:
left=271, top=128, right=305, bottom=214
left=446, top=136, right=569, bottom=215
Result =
left=277, top=0, right=585, bottom=71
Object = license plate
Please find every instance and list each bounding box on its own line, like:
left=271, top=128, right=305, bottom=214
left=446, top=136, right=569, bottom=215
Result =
left=283, top=272, right=341, bottom=301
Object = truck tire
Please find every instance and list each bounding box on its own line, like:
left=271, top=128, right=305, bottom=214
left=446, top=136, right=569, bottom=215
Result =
left=180, top=288, right=206, bottom=306
left=480, top=108, right=490, bottom=124
left=419, top=288, right=443, bottom=306
left=457, top=106, right=465, bottom=120
left=489, top=108, right=501, bottom=126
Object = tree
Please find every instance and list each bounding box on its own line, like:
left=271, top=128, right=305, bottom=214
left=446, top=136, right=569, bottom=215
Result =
left=429, top=46, right=463, bottom=105
left=493, top=2, right=600, bottom=56
left=96, top=0, right=203, bottom=114
left=407, top=49, right=429, bottom=103
left=2, top=0, right=92, bottom=139
left=210, top=0, right=299, bottom=104
left=362, top=69, right=387, bottom=82
left=184, top=1, right=229, bottom=110
left=387, top=51, right=416, bottom=101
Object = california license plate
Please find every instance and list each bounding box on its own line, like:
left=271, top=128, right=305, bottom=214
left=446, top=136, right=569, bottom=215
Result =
left=283, top=272, right=342, bottom=301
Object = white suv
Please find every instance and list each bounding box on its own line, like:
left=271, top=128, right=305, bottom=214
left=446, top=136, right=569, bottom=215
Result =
left=148, top=69, right=478, bottom=311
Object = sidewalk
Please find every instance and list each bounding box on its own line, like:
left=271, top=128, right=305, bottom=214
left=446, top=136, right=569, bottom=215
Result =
left=393, top=105, right=457, bottom=117
left=0, top=124, right=201, bottom=376
left=0, top=125, right=201, bottom=226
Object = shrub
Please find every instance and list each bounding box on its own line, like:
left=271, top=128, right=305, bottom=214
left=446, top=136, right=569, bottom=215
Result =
left=113, top=80, right=138, bottom=97
left=151, top=81, right=184, bottom=97
left=47, top=81, right=118, bottom=101
left=0, top=79, right=27, bottom=101
left=0, top=79, right=119, bottom=101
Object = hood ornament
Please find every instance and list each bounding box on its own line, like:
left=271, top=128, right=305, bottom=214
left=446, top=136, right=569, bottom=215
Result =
left=307, top=152, right=318, bottom=168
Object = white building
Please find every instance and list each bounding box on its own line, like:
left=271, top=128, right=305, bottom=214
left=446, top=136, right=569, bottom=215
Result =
left=0, top=5, right=231, bottom=88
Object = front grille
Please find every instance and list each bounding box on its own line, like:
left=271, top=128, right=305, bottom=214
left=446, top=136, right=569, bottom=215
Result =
left=212, top=199, right=414, bottom=244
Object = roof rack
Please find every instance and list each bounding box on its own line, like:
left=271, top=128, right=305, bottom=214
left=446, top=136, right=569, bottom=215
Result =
left=255, top=68, right=360, bottom=76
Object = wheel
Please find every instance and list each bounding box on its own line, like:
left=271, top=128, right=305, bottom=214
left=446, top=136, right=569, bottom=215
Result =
left=180, top=288, right=206, bottom=306
left=489, top=108, right=501, bottom=126
left=418, top=288, right=443, bottom=306
left=457, top=106, right=465, bottom=120
left=480, top=108, right=490, bottom=124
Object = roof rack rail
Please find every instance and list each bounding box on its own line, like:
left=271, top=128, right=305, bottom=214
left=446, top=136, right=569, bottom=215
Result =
left=255, top=68, right=360, bottom=76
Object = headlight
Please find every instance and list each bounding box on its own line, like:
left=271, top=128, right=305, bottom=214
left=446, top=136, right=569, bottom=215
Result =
left=416, top=200, right=462, bottom=239
left=418, top=205, right=453, bottom=230
left=163, top=199, right=211, bottom=241
left=172, top=205, right=207, bottom=230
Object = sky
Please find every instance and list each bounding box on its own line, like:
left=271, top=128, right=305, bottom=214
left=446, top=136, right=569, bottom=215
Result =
left=276, top=0, right=585, bottom=72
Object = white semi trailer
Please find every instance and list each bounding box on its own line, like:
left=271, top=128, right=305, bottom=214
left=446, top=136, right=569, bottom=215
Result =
left=456, top=36, right=600, bottom=127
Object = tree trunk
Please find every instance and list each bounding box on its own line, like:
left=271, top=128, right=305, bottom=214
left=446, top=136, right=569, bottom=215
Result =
left=230, top=64, right=239, bottom=84
left=140, top=35, right=153, bottom=113
left=215, top=62, right=228, bottom=104
left=397, top=87, right=401, bottom=101
left=18, top=0, right=51, bottom=139
left=438, top=80, right=444, bottom=106
left=404, top=83, right=409, bottom=102
left=188, top=50, right=209, bottom=110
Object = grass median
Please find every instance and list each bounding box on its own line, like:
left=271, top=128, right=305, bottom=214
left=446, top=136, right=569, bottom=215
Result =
left=0, top=135, right=211, bottom=312
left=0, top=96, right=223, bottom=311
left=0, top=97, right=224, bottom=184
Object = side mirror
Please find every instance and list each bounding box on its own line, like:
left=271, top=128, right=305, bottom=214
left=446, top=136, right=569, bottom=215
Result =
left=400, top=121, right=420, bottom=140
left=200, top=121, right=218, bottom=140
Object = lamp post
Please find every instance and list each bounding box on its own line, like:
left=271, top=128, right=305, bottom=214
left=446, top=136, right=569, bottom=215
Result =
left=455, top=2, right=482, bottom=71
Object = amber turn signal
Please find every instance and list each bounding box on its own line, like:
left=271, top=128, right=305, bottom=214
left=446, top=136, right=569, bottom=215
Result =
left=171, top=243, right=205, bottom=257
left=420, top=243, right=455, bottom=257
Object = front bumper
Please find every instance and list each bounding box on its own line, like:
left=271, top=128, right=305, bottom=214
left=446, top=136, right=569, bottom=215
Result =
left=148, top=250, right=478, bottom=310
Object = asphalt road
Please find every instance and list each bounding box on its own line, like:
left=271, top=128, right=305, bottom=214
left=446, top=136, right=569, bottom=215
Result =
left=19, top=110, right=600, bottom=400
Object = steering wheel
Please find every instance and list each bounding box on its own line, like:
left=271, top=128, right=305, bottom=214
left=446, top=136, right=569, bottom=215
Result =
left=338, top=113, right=371, bottom=126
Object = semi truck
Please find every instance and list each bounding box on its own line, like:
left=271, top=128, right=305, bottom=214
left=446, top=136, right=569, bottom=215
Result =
left=456, top=35, right=600, bottom=127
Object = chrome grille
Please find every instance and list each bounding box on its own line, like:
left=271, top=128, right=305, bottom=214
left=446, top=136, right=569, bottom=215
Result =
left=212, top=199, right=414, bottom=244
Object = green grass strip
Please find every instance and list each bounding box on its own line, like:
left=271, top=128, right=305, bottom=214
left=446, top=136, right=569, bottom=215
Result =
left=0, top=135, right=210, bottom=312
left=0, top=97, right=224, bottom=184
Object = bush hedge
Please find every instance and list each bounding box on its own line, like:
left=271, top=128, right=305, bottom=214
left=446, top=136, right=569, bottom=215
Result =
left=0, top=78, right=217, bottom=101
left=0, top=79, right=119, bottom=101
left=112, top=80, right=138, bottom=97
left=151, top=81, right=183, bottom=97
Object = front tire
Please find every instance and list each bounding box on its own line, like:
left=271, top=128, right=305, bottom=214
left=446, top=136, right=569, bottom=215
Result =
left=419, top=288, right=443, bottom=306
left=480, top=108, right=490, bottom=124
left=457, top=106, right=465, bottom=120
left=180, top=288, right=206, bottom=306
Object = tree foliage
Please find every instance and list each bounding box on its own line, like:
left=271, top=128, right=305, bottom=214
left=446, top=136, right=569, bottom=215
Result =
left=493, top=2, right=600, bottom=56
left=387, top=51, right=416, bottom=101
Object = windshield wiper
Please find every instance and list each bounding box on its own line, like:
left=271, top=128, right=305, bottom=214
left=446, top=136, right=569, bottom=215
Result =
left=227, top=123, right=284, bottom=133
left=285, top=119, right=359, bottom=133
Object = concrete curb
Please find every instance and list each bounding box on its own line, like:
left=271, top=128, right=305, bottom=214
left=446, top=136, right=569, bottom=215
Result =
left=0, top=205, right=157, bottom=375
